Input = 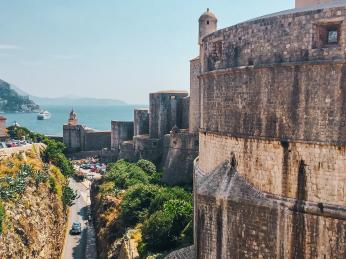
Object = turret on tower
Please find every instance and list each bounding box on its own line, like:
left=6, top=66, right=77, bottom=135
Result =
left=68, top=109, right=78, bottom=126
left=199, top=8, right=217, bottom=44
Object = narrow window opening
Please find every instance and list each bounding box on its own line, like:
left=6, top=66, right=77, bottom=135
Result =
left=314, top=22, right=341, bottom=48
left=327, top=28, right=338, bottom=44
left=206, top=20, right=209, bottom=25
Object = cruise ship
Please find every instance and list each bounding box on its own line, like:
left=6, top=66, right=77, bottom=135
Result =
left=37, top=110, right=51, bottom=120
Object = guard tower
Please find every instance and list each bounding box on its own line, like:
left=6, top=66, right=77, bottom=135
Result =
left=68, top=109, right=78, bottom=126
left=199, top=8, right=217, bottom=44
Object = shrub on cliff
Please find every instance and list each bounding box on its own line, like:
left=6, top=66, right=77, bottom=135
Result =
left=149, top=186, right=192, bottom=214
left=99, top=159, right=193, bottom=257
left=120, top=184, right=160, bottom=226
left=140, top=199, right=193, bottom=254
left=136, top=159, right=156, bottom=175
left=106, top=160, right=150, bottom=189
left=41, top=139, right=74, bottom=177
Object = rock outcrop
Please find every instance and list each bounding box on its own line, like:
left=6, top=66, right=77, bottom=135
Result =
left=0, top=183, right=66, bottom=258
left=0, top=147, right=67, bottom=258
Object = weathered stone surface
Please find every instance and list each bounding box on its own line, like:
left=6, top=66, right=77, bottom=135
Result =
left=201, top=5, right=346, bottom=73
left=165, top=245, right=195, bottom=259
left=195, top=159, right=346, bottom=258
left=134, top=109, right=149, bottom=136
left=63, top=124, right=111, bottom=153
left=149, top=91, right=189, bottom=139
left=189, top=57, right=201, bottom=134
left=195, top=3, right=346, bottom=259
left=163, top=130, right=198, bottom=185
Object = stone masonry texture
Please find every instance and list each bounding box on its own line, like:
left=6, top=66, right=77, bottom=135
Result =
left=194, top=3, right=346, bottom=259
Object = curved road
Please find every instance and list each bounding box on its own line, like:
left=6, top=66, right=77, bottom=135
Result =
left=61, top=177, right=97, bottom=259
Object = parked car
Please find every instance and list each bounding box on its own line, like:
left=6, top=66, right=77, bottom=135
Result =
left=81, top=163, right=92, bottom=169
left=70, top=222, right=82, bottom=235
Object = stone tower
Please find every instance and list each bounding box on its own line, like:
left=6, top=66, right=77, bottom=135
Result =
left=189, top=9, right=218, bottom=133
left=198, top=8, right=217, bottom=44
left=68, top=109, right=78, bottom=126
left=295, top=0, right=339, bottom=8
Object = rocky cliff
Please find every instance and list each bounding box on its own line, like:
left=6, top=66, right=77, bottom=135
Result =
left=91, top=180, right=135, bottom=259
left=0, top=147, right=67, bottom=258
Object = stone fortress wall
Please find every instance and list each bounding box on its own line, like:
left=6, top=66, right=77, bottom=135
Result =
left=63, top=124, right=111, bottom=153
left=63, top=92, right=199, bottom=185
left=112, top=91, right=199, bottom=185
left=193, top=1, right=346, bottom=258
left=201, top=5, right=346, bottom=73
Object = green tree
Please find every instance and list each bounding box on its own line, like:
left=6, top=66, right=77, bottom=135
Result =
left=62, top=184, right=78, bottom=208
left=141, top=199, right=193, bottom=253
left=120, top=184, right=160, bottom=226
left=136, top=159, right=157, bottom=175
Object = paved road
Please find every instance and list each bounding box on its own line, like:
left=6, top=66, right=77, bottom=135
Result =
left=61, top=176, right=97, bottom=259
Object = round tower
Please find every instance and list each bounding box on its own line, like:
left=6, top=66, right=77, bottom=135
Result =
left=199, top=8, right=217, bottom=45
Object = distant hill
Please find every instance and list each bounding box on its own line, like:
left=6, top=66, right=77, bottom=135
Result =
left=8, top=82, right=126, bottom=106
left=0, top=79, right=40, bottom=112
left=30, top=96, right=127, bottom=106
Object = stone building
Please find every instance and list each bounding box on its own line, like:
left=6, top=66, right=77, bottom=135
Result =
left=63, top=91, right=199, bottom=184
left=63, top=109, right=111, bottom=153
left=111, top=90, right=199, bottom=185
left=186, top=1, right=346, bottom=258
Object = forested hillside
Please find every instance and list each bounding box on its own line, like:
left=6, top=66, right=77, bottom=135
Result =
left=0, top=80, right=40, bottom=112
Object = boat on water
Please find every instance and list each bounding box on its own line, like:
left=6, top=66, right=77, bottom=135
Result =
left=37, top=110, right=51, bottom=120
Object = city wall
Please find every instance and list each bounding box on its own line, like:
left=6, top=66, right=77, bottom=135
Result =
left=83, top=131, right=111, bottom=151
left=162, top=130, right=199, bottom=185
left=201, top=5, right=346, bottom=73
left=195, top=160, right=346, bottom=258
left=200, top=62, right=346, bottom=144
left=194, top=3, right=346, bottom=258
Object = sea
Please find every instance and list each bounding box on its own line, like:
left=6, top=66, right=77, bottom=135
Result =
left=3, top=104, right=146, bottom=136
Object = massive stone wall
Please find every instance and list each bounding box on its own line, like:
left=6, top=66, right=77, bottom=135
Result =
left=111, top=121, right=134, bottom=149
left=195, top=4, right=346, bottom=259
left=63, top=124, right=82, bottom=152
left=189, top=57, right=201, bottom=133
left=162, top=130, right=199, bottom=185
left=201, top=5, right=346, bottom=72
left=134, top=109, right=149, bottom=136
left=195, top=160, right=346, bottom=258
left=200, top=62, right=346, bottom=144
left=83, top=131, right=111, bottom=151
left=199, top=132, right=346, bottom=206
left=179, top=96, right=190, bottom=130
left=133, top=135, right=161, bottom=164
left=149, top=91, right=189, bottom=139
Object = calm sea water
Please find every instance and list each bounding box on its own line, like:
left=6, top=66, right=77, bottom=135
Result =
left=3, top=104, right=145, bottom=136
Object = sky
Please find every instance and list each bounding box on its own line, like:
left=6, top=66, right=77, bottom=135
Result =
left=0, top=0, right=293, bottom=104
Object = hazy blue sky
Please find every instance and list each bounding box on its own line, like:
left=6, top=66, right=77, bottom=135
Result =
left=0, top=0, right=292, bottom=104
